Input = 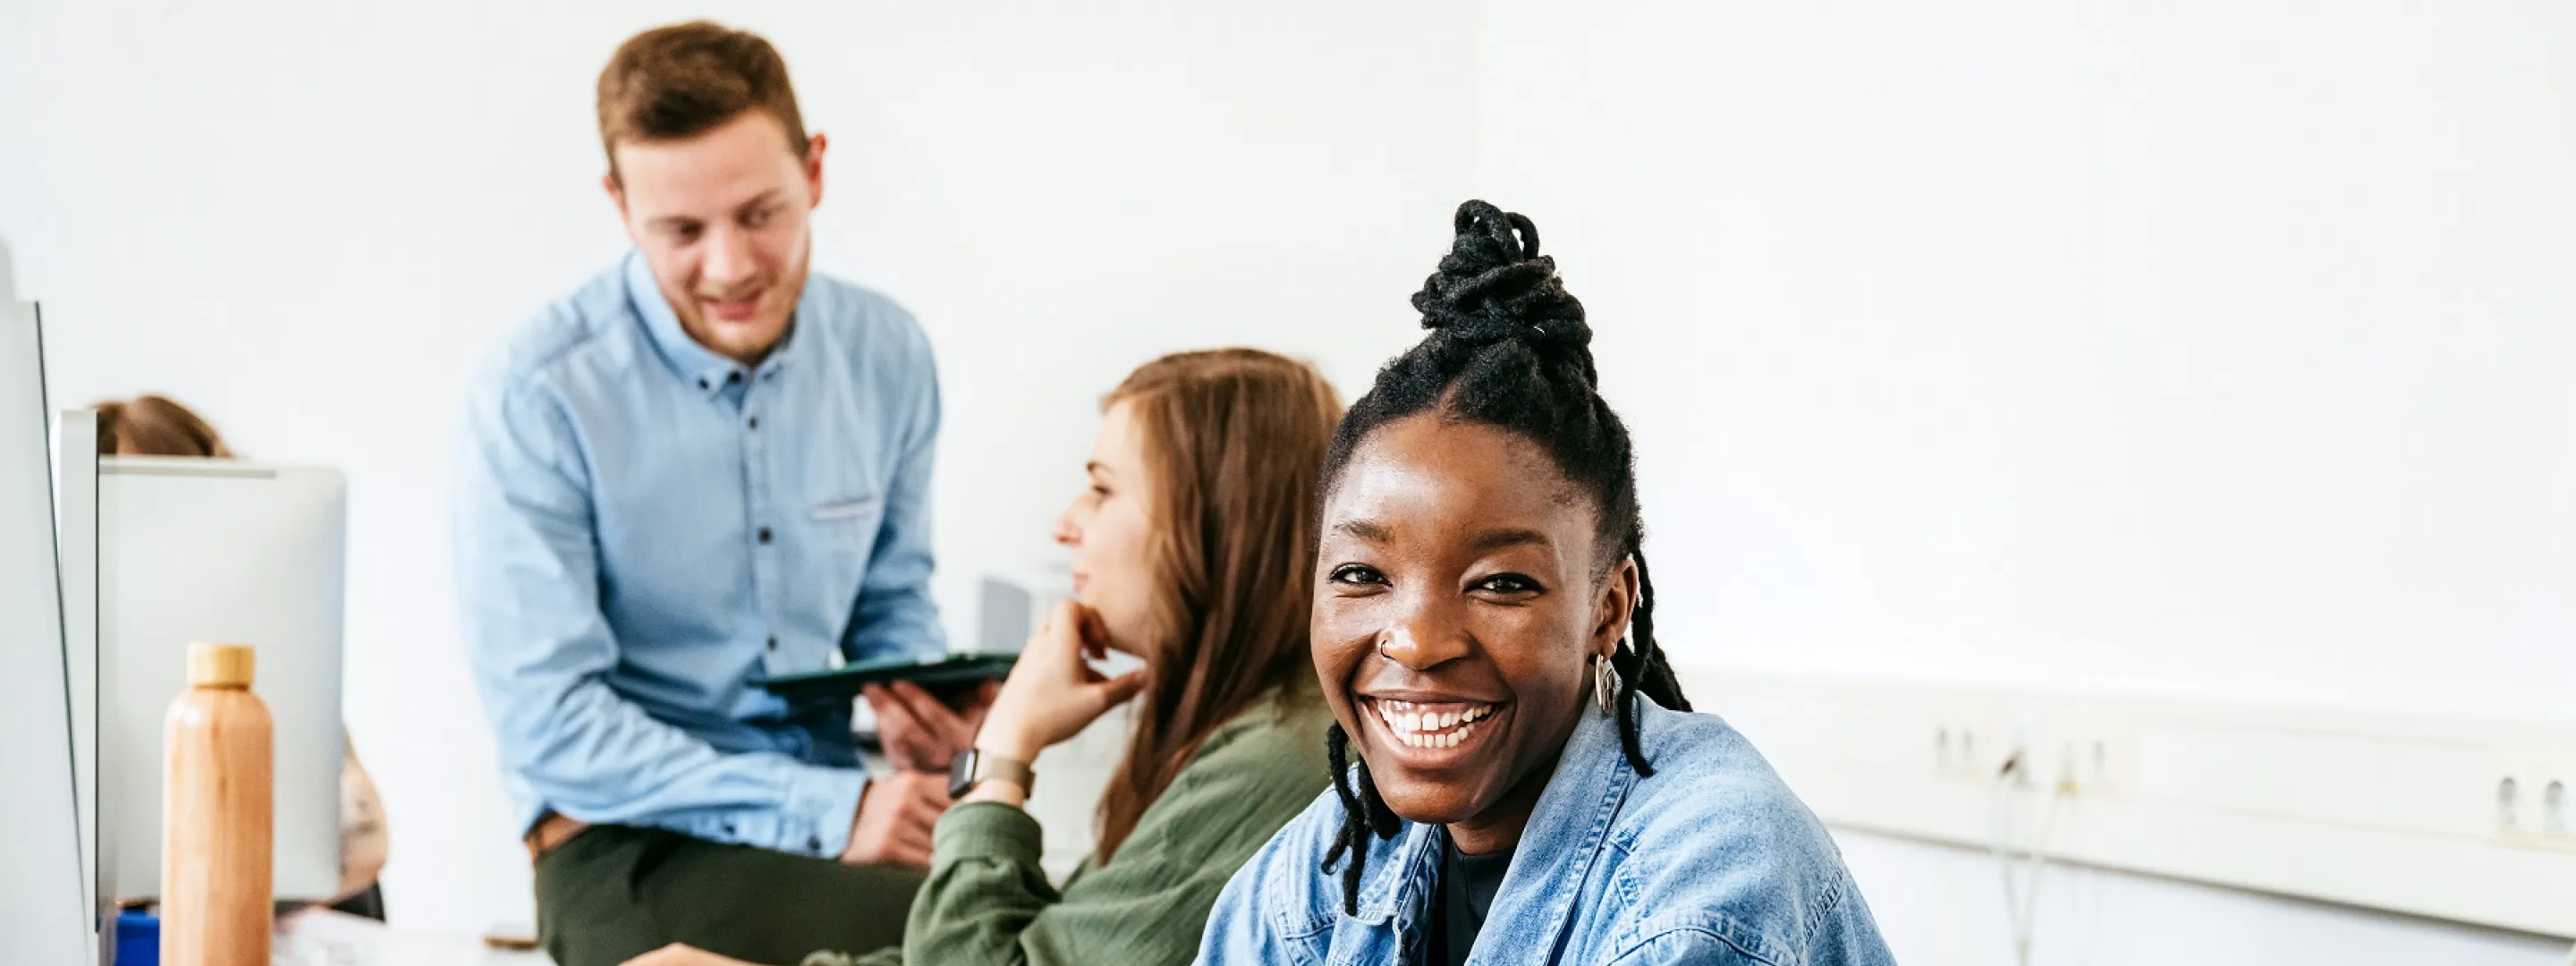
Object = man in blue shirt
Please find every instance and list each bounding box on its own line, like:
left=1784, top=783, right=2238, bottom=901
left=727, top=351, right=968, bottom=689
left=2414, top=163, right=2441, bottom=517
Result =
left=454, top=21, right=981, bottom=966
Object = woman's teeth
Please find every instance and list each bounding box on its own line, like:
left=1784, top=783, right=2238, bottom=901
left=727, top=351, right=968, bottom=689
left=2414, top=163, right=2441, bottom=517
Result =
left=1374, top=699, right=1496, bottom=749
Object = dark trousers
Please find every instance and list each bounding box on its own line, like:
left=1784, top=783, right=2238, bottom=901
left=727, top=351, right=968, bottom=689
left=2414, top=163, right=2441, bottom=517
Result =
left=533, top=825, right=925, bottom=966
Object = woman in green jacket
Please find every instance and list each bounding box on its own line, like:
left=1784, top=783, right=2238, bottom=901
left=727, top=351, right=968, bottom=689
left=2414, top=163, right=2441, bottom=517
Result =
left=633, top=349, right=1344, bottom=966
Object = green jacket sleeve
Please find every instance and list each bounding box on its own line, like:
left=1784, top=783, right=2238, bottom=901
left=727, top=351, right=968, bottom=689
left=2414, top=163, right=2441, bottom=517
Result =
left=891, top=698, right=1332, bottom=966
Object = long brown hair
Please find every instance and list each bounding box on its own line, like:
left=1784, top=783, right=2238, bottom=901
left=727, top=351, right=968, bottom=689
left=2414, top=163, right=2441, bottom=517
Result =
left=94, top=394, right=232, bottom=458
left=1092, top=349, right=1343, bottom=859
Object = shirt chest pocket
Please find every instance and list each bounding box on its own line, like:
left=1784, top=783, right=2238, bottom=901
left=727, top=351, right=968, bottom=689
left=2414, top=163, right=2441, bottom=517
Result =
left=809, top=493, right=885, bottom=603
left=812, top=495, right=883, bottom=527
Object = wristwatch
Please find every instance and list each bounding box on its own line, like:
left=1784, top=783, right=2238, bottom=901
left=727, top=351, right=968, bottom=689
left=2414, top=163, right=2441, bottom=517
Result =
left=948, top=748, right=1035, bottom=800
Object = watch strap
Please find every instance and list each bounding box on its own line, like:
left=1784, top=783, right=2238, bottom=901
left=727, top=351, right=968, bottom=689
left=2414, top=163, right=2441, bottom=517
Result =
left=948, top=749, right=1036, bottom=799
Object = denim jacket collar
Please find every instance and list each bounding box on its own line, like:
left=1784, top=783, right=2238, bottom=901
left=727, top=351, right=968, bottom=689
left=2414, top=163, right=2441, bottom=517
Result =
left=1210, top=699, right=1897, bottom=966
left=1345, top=703, right=1640, bottom=957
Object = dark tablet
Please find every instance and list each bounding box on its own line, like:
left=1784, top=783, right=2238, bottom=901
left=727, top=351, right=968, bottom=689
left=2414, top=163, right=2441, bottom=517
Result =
left=751, top=652, right=1018, bottom=704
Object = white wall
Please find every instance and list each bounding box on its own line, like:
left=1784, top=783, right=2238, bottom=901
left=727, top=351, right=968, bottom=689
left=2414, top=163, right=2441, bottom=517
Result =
left=1470, top=1, right=2574, bottom=963
left=0, top=0, right=1479, bottom=932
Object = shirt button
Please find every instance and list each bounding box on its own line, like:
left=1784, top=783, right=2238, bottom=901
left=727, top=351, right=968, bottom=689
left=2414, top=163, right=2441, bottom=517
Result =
left=748, top=416, right=759, bottom=430
left=697, top=378, right=709, bottom=390
left=726, top=371, right=741, bottom=384
left=758, top=527, right=773, bottom=544
left=767, top=635, right=778, bottom=652
left=808, top=835, right=824, bottom=853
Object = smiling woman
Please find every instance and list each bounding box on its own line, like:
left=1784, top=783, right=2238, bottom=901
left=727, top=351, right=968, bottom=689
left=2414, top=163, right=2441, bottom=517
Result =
left=1197, top=202, right=1899, bottom=966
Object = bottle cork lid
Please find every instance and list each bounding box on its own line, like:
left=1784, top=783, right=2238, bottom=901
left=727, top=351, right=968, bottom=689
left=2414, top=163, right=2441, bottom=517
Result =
left=187, top=643, right=256, bottom=689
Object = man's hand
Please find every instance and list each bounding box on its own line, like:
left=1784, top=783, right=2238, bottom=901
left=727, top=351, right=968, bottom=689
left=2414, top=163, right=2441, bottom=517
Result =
left=621, top=944, right=758, bottom=966
left=865, top=679, right=999, bottom=773
left=840, top=768, right=949, bottom=869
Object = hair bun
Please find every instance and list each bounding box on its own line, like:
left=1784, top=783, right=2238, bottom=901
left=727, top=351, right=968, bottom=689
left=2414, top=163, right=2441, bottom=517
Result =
left=1411, top=200, right=1593, bottom=371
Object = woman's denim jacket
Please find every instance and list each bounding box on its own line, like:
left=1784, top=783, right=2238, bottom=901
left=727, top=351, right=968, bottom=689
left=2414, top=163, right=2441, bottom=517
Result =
left=1197, top=698, right=1896, bottom=966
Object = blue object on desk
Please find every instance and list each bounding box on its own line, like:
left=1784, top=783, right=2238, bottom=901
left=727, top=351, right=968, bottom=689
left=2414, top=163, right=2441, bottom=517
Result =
left=116, top=908, right=159, bottom=966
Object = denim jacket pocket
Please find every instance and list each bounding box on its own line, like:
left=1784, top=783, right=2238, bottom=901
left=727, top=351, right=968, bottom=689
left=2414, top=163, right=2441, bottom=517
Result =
left=1606, top=910, right=1795, bottom=966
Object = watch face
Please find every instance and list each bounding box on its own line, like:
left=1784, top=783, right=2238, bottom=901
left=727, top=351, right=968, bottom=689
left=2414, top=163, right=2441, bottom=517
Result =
left=948, top=749, right=979, bottom=799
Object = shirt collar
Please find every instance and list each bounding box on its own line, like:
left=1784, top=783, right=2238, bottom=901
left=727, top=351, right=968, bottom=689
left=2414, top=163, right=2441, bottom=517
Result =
left=623, top=250, right=809, bottom=396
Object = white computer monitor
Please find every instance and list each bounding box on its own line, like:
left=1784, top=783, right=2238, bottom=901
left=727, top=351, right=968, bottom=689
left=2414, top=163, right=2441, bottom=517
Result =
left=1, top=264, right=97, bottom=962
left=99, top=456, right=347, bottom=902
left=53, top=406, right=108, bottom=934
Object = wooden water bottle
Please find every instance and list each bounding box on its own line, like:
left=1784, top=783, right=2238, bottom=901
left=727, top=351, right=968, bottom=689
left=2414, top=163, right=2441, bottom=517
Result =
left=162, top=642, right=273, bottom=966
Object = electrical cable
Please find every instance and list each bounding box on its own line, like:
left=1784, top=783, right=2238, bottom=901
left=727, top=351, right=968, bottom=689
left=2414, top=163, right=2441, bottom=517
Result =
left=2012, top=784, right=2069, bottom=962
left=1989, top=751, right=2029, bottom=966
left=1990, top=747, right=2074, bottom=966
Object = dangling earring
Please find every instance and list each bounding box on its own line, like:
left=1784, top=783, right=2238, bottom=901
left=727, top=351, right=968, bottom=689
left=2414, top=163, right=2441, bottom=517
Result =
left=1593, top=650, right=1619, bottom=716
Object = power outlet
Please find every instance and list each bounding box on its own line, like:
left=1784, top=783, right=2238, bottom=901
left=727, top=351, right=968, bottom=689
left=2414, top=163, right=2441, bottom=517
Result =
left=2491, top=748, right=2576, bottom=853
left=1933, top=711, right=2125, bottom=794
left=1933, top=714, right=2010, bottom=781
left=2046, top=717, right=2131, bottom=795
left=2541, top=777, right=2569, bottom=836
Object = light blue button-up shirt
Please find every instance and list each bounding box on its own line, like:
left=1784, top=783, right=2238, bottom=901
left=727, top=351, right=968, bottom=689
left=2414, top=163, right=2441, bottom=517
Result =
left=1199, top=698, right=1895, bottom=966
left=454, top=251, right=945, bottom=859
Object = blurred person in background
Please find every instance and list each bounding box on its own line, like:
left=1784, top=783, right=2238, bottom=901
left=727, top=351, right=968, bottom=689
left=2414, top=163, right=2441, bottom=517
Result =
left=453, top=21, right=987, bottom=966
left=94, top=393, right=392, bottom=920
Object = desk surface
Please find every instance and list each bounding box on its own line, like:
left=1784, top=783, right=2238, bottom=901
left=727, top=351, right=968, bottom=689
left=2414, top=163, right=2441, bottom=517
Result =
left=276, top=910, right=552, bottom=965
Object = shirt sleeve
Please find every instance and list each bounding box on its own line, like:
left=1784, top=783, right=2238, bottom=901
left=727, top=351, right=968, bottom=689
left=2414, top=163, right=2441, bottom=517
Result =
left=454, top=372, right=867, bottom=856
left=841, top=327, right=946, bottom=663
left=902, top=800, right=1233, bottom=966
left=895, top=712, right=1328, bottom=966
